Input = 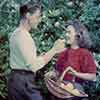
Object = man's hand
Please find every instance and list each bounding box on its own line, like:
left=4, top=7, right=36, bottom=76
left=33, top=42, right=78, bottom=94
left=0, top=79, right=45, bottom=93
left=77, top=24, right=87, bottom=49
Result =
left=53, top=39, right=65, bottom=53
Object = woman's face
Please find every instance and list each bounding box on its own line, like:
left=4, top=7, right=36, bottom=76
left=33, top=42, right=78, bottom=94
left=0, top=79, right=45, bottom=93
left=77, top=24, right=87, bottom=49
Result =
left=65, top=25, right=77, bottom=45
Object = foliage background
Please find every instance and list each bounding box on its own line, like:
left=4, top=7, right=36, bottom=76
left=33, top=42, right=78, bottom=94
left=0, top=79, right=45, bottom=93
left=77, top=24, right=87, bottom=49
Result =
left=0, top=0, right=100, bottom=100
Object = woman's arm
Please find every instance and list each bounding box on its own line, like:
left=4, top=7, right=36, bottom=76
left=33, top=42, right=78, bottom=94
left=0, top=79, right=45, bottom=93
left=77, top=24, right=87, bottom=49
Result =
left=66, top=66, right=96, bottom=81
left=75, top=72, right=96, bottom=81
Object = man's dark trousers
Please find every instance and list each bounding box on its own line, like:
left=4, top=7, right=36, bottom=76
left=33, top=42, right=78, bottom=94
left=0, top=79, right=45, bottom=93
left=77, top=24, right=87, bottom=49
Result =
left=8, top=70, right=43, bottom=100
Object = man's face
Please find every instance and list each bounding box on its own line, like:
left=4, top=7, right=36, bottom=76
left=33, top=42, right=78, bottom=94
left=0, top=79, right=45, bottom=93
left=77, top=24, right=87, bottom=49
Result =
left=65, top=25, right=77, bottom=45
left=28, top=9, right=41, bottom=28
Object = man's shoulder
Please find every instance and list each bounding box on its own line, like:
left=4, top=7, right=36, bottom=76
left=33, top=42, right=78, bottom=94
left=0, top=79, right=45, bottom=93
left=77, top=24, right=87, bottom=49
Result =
left=9, top=28, right=20, bottom=39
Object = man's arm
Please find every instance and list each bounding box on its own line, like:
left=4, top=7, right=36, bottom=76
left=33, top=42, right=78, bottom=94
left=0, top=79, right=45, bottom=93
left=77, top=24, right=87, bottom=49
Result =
left=16, top=33, right=65, bottom=72
left=42, top=39, right=65, bottom=65
left=33, top=39, right=65, bottom=72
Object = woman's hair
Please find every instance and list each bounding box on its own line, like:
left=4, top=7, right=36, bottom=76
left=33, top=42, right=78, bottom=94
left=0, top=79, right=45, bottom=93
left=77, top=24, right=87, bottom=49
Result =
left=20, top=3, right=41, bottom=19
left=65, top=19, right=92, bottom=49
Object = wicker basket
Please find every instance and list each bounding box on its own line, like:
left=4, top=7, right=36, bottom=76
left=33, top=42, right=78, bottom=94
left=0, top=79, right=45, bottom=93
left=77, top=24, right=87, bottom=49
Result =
left=44, top=67, right=88, bottom=99
left=45, top=77, right=73, bottom=98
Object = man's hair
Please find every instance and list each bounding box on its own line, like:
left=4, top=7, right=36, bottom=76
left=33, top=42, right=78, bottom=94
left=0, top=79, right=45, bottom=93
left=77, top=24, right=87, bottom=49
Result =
left=20, top=3, right=41, bottom=19
left=65, top=19, right=92, bottom=49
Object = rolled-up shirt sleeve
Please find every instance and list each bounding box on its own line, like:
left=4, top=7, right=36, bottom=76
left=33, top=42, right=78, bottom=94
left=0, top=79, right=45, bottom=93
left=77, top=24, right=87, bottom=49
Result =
left=81, top=50, right=97, bottom=73
left=15, top=32, right=45, bottom=72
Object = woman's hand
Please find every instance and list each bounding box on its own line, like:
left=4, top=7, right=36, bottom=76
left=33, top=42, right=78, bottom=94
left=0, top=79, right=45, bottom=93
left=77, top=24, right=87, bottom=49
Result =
left=66, top=66, right=78, bottom=76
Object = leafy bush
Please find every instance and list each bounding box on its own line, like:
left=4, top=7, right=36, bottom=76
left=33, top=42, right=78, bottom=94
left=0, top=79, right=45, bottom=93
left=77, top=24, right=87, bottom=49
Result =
left=0, top=0, right=100, bottom=99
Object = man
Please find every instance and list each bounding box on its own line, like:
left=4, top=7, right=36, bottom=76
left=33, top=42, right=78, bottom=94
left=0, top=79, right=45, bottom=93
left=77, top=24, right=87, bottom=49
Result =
left=8, top=3, right=65, bottom=100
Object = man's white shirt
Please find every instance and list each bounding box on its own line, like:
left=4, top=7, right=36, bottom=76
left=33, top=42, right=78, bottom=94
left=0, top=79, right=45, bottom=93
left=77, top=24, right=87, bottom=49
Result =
left=9, top=28, right=45, bottom=72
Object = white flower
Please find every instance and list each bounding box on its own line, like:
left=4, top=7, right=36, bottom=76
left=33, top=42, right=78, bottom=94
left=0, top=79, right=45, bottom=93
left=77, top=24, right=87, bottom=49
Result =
left=67, top=2, right=73, bottom=6
left=54, top=22, right=60, bottom=27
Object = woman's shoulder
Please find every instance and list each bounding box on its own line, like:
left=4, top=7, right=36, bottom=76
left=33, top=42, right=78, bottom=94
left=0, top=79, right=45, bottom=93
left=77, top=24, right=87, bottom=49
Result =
left=79, top=48, right=92, bottom=56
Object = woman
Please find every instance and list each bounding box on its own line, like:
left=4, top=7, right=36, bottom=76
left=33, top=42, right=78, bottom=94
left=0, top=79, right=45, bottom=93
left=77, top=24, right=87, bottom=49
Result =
left=49, top=20, right=97, bottom=100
